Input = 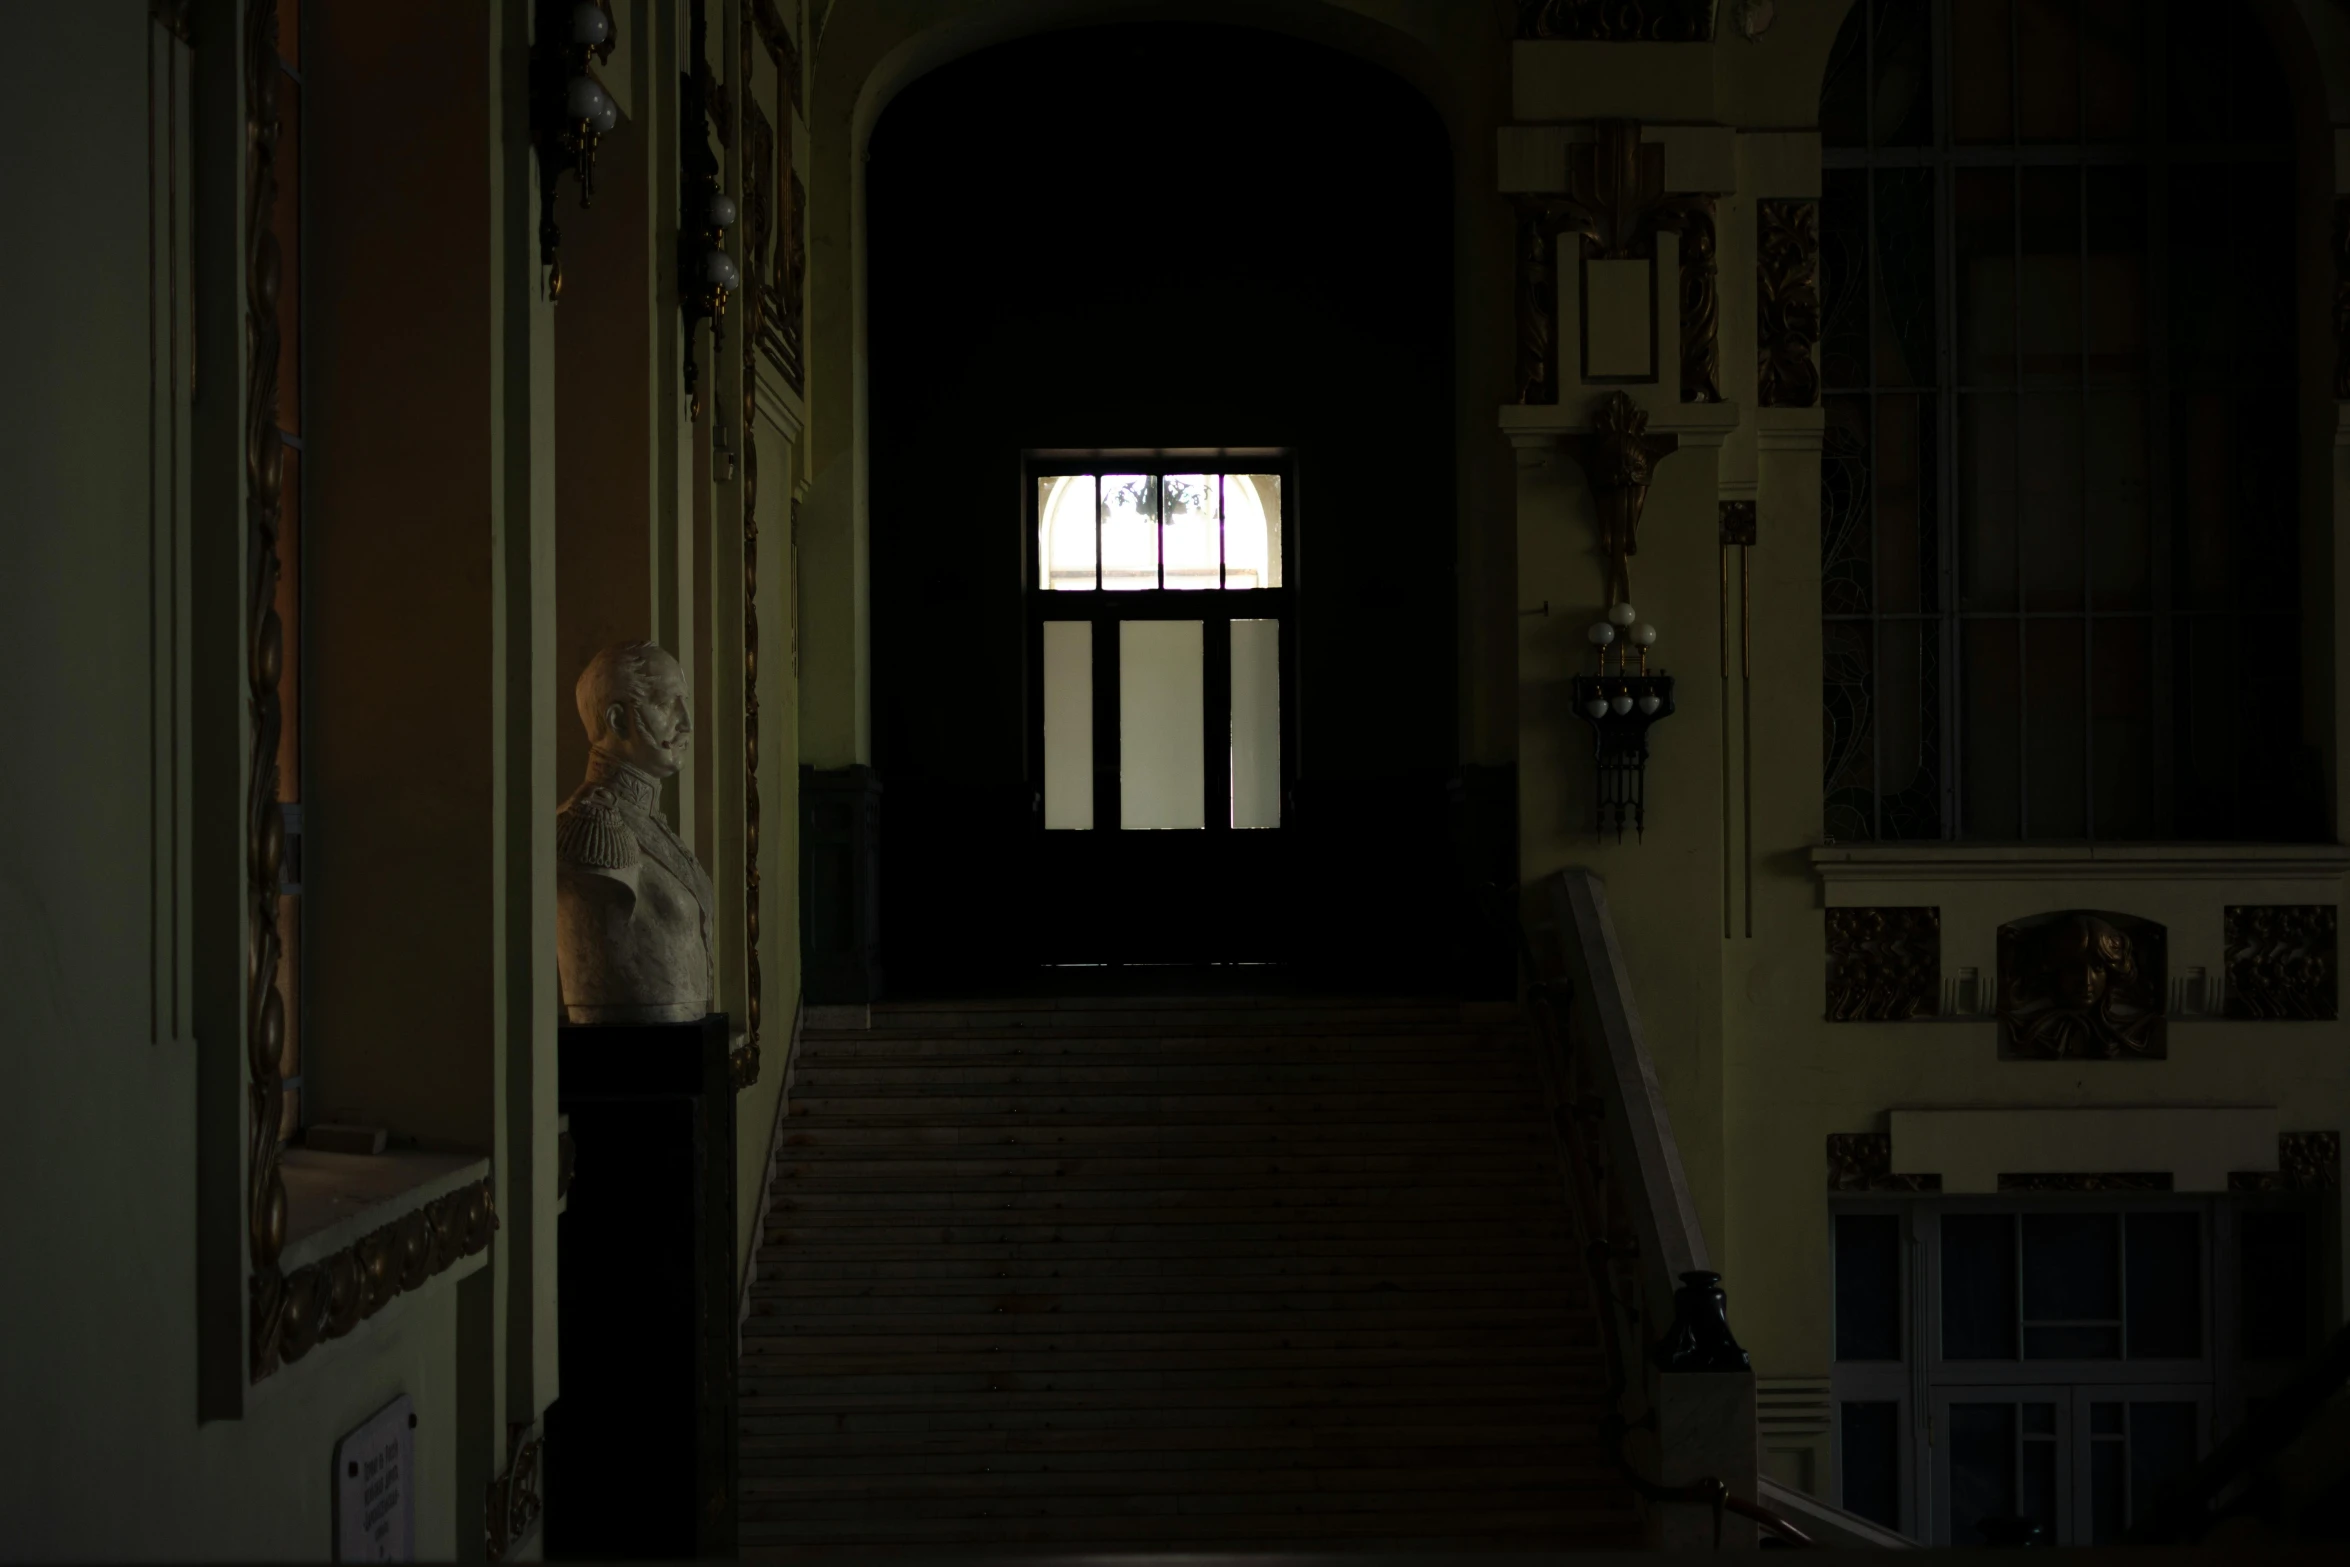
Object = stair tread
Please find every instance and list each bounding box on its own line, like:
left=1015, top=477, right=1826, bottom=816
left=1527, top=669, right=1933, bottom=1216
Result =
left=739, top=997, right=1625, bottom=1551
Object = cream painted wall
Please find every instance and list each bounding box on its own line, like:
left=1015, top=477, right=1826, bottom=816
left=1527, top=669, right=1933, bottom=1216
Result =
left=0, top=3, right=533, bottom=1556
left=1506, top=6, right=2350, bottom=1505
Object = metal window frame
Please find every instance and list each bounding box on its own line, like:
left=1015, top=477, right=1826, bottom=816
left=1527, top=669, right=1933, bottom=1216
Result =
left=1820, top=0, right=2295, bottom=842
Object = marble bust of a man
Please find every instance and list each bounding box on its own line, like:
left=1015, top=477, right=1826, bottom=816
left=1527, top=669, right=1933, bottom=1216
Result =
left=556, top=642, right=716, bottom=1025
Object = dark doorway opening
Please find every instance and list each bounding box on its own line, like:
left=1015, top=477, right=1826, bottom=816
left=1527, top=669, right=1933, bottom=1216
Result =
left=867, top=21, right=1472, bottom=997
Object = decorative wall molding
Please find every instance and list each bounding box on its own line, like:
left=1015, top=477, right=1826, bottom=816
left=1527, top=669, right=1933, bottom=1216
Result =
left=2223, top=904, right=2338, bottom=1021
left=1517, top=0, right=1718, bottom=41
left=2333, top=198, right=2350, bottom=399
left=1825, top=906, right=1938, bottom=1021
left=240, top=0, right=300, bottom=1384
left=749, top=4, right=805, bottom=396
left=274, top=1179, right=498, bottom=1371
left=732, top=9, right=772, bottom=1094
left=2229, top=1131, right=2341, bottom=1193
left=1827, top=1133, right=1940, bottom=1193
left=1510, top=121, right=1719, bottom=405
left=1756, top=198, right=1820, bottom=408
left=1997, top=1172, right=2172, bottom=1193
left=1998, top=909, right=2166, bottom=1060
left=484, top=1420, right=544, bottom=1562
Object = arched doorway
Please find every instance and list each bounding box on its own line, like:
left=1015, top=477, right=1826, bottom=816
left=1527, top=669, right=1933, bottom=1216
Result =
left=866, top=20, right=1460, bottom=994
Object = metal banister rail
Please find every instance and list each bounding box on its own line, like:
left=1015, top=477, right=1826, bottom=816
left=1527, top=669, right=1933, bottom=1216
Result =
left=1520, top=868, right=1812, bottom=1549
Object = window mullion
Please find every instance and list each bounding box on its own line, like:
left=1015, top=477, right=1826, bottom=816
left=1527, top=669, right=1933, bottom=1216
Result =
left=1931, top=0, right=1962, bottom=840
left=2009, top=0, right=2029, bottom=837
left=2144, top=4, right=2176, bottom=834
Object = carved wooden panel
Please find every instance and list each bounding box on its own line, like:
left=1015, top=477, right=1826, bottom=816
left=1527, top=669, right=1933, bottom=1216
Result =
left=1827, top=1133, right=1940, bottom=1193
left=2229, top=1131, right=2342, bottom=1193
left=1997, top=909, right=2165, bottom=1060
left=1517, top=0, right=1717, bottom=40
left=1757, top=198, right=1820, bottom=408
left=2223, top=905, right=2337, bottom=1021
left=1825, top=906, right=1938, bottom=1021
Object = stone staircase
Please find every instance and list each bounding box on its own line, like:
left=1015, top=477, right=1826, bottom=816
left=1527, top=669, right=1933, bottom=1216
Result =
left=737, top=997, right=1640, bottom=1554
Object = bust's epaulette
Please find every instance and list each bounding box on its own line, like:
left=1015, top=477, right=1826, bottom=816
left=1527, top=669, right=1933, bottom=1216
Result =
left=557, top=790, right=639, bottom=870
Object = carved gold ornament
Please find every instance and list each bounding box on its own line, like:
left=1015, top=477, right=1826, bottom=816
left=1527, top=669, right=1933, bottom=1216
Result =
left=1997, top=910, right=2166, bottom=1061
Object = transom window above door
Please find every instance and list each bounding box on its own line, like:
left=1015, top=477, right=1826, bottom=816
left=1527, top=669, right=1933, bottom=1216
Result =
left=1038, top=472, right=1284, bottom=592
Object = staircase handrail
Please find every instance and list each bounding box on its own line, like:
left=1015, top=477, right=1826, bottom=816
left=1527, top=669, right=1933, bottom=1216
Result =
left=2135, top=1315, right=2350, bottom=1542
left=1518, top=868, right=1806, bottom=1547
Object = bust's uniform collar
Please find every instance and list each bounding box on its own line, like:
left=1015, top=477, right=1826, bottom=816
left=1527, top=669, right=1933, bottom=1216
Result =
left=587, top=752, right=664, bottom=812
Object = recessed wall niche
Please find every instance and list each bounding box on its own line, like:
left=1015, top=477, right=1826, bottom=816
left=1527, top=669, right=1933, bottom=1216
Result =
left=1996, top=910, right=2166, bottom=1061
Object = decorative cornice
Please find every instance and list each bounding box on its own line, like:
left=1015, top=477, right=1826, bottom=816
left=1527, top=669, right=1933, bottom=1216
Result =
left=241, top=0, right=296, bottom=1384
left=2229, top=1131, right=2341, bottom=1193
left=1998, top=1172, right=2172, bottom=1193
left=2223, top=904, right=2338, bottom=1021
left=1813, top=843, right=2350, bottom=885
left=1757, top=198, right=1820, bottom=409
left=1518, top=0, right=1717, bottom=41
left=274, top=1179, right=498, bottom=1371
left=1827, top=1132, right=1940, bottom=1193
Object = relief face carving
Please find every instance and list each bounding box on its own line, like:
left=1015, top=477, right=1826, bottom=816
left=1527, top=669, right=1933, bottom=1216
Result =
left=556, top=643, right=718, bottom=1026
left=1997, top=910, right=2166, bottom=1060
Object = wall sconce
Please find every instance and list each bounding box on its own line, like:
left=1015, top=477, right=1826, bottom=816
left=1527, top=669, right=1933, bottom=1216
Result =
left=532, top=1, right=620, bottom=302
left=681, top=182, right=740, bottom=420
left=1574, top=602, right=1674, bottom=841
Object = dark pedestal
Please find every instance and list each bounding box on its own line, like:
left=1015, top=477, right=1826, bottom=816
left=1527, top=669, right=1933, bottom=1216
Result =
left=546, top=1015, right=736, bottom=1560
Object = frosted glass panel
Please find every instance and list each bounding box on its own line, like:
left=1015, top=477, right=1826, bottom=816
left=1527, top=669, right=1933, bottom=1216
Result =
left=1042, top=621, right=1094, bottom=829
left=1226, top=474, right=1282, bottom=588
left=1119, top=620, right=1204, bottom=829
left=1100, top=474, right=1158, bottom=591
left=1231, top=618, right=1281, bottom=828
left=1038, top=476, right=1097, bottom=591
left=1162, top=475, right=1221, bottom=590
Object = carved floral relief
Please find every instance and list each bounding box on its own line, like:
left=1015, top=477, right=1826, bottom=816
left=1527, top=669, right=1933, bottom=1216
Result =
left=1825, top=906, right=1939, bottom=1021
left=2223, top=905, right=2337, bottom=1021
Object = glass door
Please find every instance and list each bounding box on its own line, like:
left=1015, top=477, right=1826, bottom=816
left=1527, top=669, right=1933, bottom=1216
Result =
left=1930, top=1389, right=2070, bottom=1547
left=1026, top=460, right=1296, bottom=966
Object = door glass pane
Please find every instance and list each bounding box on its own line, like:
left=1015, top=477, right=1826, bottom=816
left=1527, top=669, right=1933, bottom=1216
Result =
left=2090, top=1425, right=2125, bottom=1543
left=1038, top=475, right=1098, bottom=590
left=2024, top=1213, right=2121, bottom=1359
left=2239, top=1209, right=2309, bottom=1361
left=2128, top=1402, right=2198, bottom=1529
left=2125, top=1212, right=2201, bottom=1358
left=1041, top=621, right=1093, bottom=830
left=1948, top=1402, right=2017, bottom=1545
left=1161, top=474, right=1221, bottom=590
left=2020, top=1403, right=2059, bottom=1533
left=1943, top=1214, right=2018, bottom=1359
left=1120, top=620, right=1203, bottom=829
left=1836, top=1214, right=1904, bottom=1361
left=1230, top=619, right=1281, bottom=829
left=1841, top=1401, right=1901, bottom=1528
left=1224, top=474, right=1282, bottom=588
left=1101, top=474, right=1158, bottom=591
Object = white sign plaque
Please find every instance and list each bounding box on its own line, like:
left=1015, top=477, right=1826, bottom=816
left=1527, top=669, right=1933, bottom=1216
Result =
left=333, top=1394, right=415, bottom=1562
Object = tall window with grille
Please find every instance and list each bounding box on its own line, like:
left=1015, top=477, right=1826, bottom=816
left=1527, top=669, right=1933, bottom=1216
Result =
left=1819, top=0, right=2312, bottom=842
left=270, top=9, right=307, bottom=1142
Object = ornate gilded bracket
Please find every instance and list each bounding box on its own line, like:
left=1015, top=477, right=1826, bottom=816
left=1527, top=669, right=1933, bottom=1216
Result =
left=1563, top=390, right=1678, bottom=608
left=1510, top=120, right=1720, bottom=406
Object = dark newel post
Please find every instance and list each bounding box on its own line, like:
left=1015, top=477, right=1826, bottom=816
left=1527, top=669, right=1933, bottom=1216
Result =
left=1651, top=1269, right=1752, bottom=1373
